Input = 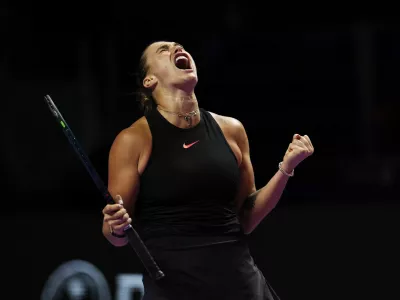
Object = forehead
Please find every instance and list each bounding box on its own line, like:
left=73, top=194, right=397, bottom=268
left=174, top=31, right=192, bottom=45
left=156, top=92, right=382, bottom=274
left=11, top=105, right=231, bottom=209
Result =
left=144, top=41, right=182, bottom=56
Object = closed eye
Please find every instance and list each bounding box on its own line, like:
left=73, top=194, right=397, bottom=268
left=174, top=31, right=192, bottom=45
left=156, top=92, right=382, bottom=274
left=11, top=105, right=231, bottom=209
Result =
left=157, top=45, right=170, bottom=53
left=156, top=43, right=184, bottom=54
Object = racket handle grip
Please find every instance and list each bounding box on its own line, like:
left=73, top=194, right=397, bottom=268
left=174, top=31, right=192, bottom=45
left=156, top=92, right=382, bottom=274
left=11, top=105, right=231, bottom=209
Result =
left=104, top=192, right=116, bottom=205
left=124, top=224, right=165, bottom=280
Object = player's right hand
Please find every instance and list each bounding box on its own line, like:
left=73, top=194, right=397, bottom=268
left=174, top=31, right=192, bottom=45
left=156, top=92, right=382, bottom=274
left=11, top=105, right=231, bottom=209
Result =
left=102, top=195, right=132, bottom=236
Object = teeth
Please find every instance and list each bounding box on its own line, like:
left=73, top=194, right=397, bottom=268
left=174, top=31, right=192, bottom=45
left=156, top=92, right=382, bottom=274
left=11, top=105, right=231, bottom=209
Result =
left=175, top=55, right=188, bottom=63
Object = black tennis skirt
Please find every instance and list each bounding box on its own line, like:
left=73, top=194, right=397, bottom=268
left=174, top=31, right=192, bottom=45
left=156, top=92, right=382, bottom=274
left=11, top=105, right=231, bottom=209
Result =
left=141, top=237, right=280, bottom=300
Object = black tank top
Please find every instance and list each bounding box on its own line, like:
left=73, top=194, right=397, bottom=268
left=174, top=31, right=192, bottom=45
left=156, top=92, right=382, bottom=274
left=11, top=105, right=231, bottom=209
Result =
left=134, top=108, right=244, bottom=248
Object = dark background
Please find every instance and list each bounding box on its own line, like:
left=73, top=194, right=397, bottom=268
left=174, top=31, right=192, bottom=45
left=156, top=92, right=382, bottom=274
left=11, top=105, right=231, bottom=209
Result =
left=4, top=3, right=399, bottom=299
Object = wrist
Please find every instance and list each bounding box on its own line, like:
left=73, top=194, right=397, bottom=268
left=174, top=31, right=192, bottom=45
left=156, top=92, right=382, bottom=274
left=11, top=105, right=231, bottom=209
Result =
left=278, top=161, right=294, bottom=177
left=281, top=160, right=294, bottom=172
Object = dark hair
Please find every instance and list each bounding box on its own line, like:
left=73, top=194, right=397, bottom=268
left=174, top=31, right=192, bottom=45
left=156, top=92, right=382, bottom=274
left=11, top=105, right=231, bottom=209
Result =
left=136, top=49, right=155, bottom=115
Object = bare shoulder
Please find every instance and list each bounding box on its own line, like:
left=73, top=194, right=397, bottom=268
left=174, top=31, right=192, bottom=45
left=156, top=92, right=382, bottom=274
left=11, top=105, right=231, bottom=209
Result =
left=209, top=111, right=243, bottom=129
left=111, top=116, right=151, bottom=153
left=209, top=111, right=246, bottom=138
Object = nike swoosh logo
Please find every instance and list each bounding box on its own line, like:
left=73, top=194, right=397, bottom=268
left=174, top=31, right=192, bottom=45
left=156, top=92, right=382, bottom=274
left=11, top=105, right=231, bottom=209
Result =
left=183, top=140, right=199, bottom=149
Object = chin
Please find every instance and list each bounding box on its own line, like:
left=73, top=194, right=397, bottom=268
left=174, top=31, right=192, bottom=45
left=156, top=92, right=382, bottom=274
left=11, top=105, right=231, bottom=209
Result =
left=178, top=73, right=198, bottom=89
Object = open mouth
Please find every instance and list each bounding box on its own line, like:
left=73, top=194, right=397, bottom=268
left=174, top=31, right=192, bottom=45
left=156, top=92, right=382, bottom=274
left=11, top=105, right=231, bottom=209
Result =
left=174, top=54, right=192, bottom=70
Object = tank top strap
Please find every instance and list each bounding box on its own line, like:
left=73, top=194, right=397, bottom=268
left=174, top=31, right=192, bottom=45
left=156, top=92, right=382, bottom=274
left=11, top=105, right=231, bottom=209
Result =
left=200, top=109, right=226, bottom=141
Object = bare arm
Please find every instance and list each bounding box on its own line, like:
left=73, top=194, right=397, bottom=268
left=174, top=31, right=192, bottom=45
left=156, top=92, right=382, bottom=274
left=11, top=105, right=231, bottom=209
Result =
left=238, top=161, right=291, bottom=234
left=231, top=120, right=286, bottom=234
left=102, top=126, right=145, bottom=247
left=233, top=120, right=313, bottom=234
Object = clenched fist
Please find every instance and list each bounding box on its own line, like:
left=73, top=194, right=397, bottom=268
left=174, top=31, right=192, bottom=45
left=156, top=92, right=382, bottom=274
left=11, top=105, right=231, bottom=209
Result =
left=281, top=134, right=314, bottom=172
left=102, top=195, right=132, bottom=236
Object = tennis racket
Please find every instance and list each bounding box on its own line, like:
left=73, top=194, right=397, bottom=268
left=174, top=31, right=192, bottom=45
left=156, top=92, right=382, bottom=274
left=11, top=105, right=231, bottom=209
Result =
left=44, top=94, right=165, bottom=281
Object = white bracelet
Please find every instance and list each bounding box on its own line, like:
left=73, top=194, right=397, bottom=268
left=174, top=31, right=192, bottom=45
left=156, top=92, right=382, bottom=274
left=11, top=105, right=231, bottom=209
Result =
left=278, top=162, right=294, bottom=177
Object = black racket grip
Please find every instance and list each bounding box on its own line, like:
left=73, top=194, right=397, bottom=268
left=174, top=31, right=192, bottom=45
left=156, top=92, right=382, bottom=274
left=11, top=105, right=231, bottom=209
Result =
left=124, top=225, right=165, bottom=280
left=104, top=193, right=117, bottom=205
left=104, top=192, right=165, bottom=280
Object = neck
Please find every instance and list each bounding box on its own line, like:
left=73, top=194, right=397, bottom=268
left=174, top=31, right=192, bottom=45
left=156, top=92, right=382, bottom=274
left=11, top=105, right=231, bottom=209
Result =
left=155, top=88, right=197, bottom=111
left=155, top=90, right=200, bottom=129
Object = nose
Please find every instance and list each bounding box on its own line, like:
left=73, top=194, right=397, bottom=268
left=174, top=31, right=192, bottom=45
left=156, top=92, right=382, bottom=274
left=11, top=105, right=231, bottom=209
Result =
left=173, top=46, right=183, bottom=54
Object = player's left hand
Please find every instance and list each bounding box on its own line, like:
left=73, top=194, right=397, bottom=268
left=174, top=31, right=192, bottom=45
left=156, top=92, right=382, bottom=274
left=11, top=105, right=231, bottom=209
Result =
left=281, top=134, right=314, bottom=172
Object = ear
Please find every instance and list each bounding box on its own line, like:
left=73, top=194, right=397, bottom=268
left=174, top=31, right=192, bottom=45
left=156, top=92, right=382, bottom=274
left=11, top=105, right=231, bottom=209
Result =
left=143, top=75, right=157, bottom=89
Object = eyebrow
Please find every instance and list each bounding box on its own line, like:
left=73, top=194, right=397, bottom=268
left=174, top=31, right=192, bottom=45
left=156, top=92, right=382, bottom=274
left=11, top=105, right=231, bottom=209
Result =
left=155, top=42, right=183, bottom=53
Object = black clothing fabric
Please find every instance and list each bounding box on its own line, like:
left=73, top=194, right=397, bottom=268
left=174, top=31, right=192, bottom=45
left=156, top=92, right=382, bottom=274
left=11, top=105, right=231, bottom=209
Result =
left=134, top=108, right=243, bottom=244
left=134, top=108, right=279, bottom=299
left=142, top=239, right=280, bottom=300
